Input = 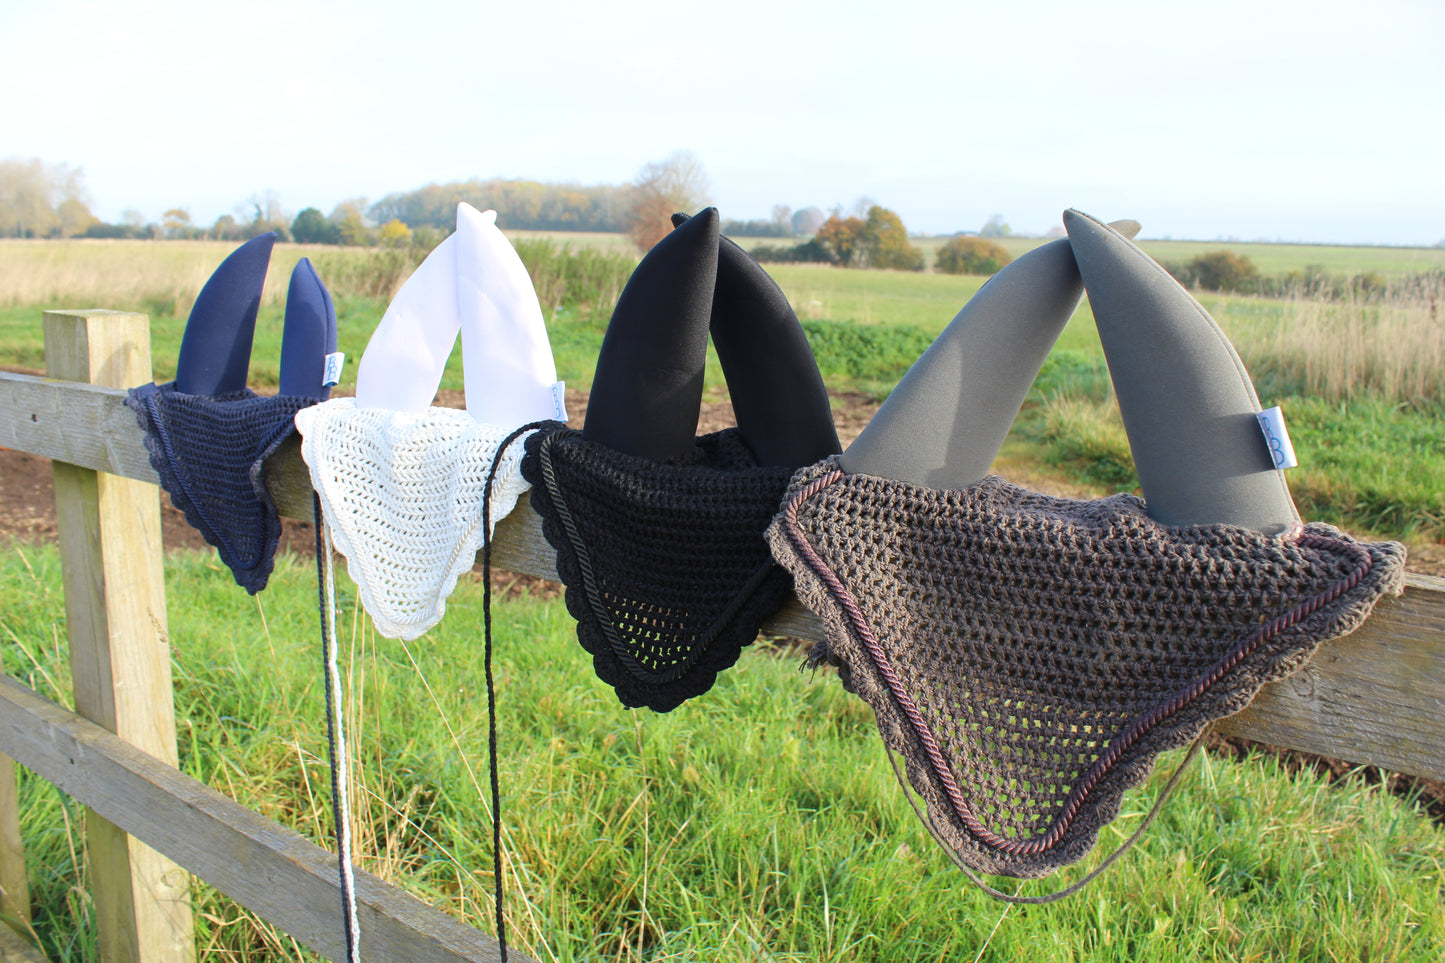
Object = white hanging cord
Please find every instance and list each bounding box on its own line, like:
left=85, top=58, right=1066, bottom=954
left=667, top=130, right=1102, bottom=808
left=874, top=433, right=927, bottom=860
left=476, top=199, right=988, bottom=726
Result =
left=314, top=494, right=361, bottom=961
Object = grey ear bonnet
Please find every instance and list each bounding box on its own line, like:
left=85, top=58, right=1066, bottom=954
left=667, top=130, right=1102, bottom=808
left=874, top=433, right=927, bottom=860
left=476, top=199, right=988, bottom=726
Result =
left=1063, top=209, right=1297, bottom=533
left=842, top=219, right=1140, bottom=495
left=767, top=212, right=1407, bottom=889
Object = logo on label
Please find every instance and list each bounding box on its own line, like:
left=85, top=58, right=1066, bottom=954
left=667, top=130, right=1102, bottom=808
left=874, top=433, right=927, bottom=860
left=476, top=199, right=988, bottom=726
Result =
left=323, top=352, right=346, bottom=388
left=551, top=381, right=568, bottom=421
left=1256, top=406, right=1298, bottom=470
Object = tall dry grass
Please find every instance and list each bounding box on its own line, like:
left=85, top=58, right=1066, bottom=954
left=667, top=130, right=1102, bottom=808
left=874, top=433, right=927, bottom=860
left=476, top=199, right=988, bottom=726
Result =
left=0, top=236, right=637, bottom=326
left=0, top=238, right=342, bottom=317
left=1227, top=274, right=1445, bottom=404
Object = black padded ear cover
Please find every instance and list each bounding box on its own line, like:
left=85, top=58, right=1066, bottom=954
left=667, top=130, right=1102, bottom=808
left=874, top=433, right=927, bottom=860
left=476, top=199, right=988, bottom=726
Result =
left=582, top=209, right=719, bottom=460
left=673, top=212, right=840, bottom=468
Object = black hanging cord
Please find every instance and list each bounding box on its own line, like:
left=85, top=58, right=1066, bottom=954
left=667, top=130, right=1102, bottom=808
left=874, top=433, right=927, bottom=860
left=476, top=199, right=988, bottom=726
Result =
left=481, top=420, right=559, bottom=962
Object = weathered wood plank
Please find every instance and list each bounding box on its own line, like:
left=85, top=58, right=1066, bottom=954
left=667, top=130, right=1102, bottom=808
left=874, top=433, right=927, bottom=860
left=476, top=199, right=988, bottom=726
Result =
left=1216, top=572, right=1445, bottom=781
left=0, top=364, right=159, bottom=485
left=0, top=922, right=46, bottom=963
left=0, top=677, right=525, bottom=963
left=0, top=751, right=29, bottom=934
left=2, top=369, right=1442, bottom=783
left=43, top=311, right=194, bottom=963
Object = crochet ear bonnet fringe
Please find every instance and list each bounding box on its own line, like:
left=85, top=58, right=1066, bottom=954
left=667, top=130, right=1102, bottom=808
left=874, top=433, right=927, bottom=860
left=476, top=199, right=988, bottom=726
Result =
left=522, top=209, right=840, bottom=712
left=295, top=203, right=565, bottom=641
left=524, top=425, right=798, bottom=712
left=129, top=384, right=317, bottom=593
left=126, top=233, right=337, bottom=594
left=764, top=209, right=1408, bottom=884
left=767, top=464, right=1406, bottom=879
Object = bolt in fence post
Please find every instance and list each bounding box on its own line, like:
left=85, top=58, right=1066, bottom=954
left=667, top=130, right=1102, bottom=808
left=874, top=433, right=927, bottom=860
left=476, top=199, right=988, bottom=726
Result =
left=44, top=310, right=195, bottom=963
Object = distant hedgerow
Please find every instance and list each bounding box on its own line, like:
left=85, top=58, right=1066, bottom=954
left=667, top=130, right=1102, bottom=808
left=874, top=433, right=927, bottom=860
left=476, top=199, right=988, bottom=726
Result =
left=934, top=236, right=1013, bottom=276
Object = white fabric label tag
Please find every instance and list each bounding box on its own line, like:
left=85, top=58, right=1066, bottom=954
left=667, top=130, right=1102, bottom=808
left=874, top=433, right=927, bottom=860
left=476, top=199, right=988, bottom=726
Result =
left=1256, top=406, right=1297, bottom=470
left=551, top=381, right=568, bottom=421
left=323, top=352, right=346, bottom=388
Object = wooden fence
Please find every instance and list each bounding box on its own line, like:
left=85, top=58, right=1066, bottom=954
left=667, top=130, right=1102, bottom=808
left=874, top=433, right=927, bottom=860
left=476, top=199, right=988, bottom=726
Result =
left=0, top=309, right=1441, bottom=960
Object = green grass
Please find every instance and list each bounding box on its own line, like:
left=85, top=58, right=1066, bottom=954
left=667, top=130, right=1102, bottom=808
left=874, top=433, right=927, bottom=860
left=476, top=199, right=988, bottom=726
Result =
left=2, top=544, right=1441, bottom=961
left=2, top=239, right=1439, bottom=553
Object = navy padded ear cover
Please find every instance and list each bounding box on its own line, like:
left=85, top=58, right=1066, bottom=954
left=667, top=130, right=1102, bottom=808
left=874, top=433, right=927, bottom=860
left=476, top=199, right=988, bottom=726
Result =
left=583, top=208, right=719, bottom=460
left=279, top=256, right=338, bottom=401
left=175, top=232, right=276, bottom=396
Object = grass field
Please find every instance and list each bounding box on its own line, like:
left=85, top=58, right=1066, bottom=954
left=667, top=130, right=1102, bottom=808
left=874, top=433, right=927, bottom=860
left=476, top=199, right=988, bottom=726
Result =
left=729, top=233, right=1445, bottom=277
left=2, top=237, right=1441, bottom=556
left=1, top=237, right=1443, bottom=958
left=4, top=546, right=1441, bottom=962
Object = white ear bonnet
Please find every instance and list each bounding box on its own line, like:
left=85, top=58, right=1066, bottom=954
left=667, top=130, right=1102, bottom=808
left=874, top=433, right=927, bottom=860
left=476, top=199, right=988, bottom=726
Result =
left=296, top=203, right=565, bottom=640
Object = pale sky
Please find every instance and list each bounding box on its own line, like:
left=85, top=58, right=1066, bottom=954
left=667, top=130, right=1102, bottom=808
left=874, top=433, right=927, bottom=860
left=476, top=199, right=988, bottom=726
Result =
left=3, top=0, right=1442, bottom=245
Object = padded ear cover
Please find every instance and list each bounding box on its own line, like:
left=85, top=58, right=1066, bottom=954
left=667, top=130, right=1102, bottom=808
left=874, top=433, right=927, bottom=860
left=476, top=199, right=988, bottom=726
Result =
left=354, top=231, right=462, bottom=413
left=672, top=212, right=841, bottom=468
left=1064, top=209, right=1298, bottom=533
left=583, top=208, right=719, bottom=460
left=279, top=257, right=337, bottom=401
left=175, top=232, right=276, bottom=396
left=455, top=202, right=561, bottom=425
left=840, top=220, right=1139, bottom=490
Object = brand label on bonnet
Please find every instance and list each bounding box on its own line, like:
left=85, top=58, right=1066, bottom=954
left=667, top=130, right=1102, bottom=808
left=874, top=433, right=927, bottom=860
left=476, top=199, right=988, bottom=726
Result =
left=323, top=352, right=346, bottom=388
left=551, top=381, right=568, bottom=422
left=1256, top=406, right=1297, bottom=470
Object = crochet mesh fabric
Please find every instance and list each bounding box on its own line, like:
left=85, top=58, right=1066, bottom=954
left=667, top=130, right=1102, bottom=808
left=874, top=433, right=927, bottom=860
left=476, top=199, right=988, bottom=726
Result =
left=126, top=382, right=314, bottom=594
left=767, top=460, right=1408, bottom=879
left=522, top=425, right=796, bottom=712
left=295, top=398, right=537, bottom=641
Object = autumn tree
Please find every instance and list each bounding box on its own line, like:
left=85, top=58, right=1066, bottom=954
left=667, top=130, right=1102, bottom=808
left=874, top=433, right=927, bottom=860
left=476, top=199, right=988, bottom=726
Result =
left=1189, top=251, right=1259, bottom=292
left=861, top=206, right=924, bottom=271
left=329, top=199, right=373, bottom=246
left=162, top=208, right=192, bottom=238
left=626, top=151, right=710, bottom=251
left=815, top=206, right=923, bottom=270
left=377, top=218, right=412, bottom=247
left=815, top=214, right=866, bottom=266
left=209, top=214, right=243, bottom=241
left=57, top=197, right=97, bottom=237
left=0, top=157, right=91, bottom=237
left=935, top=236, right=1012, bottom=276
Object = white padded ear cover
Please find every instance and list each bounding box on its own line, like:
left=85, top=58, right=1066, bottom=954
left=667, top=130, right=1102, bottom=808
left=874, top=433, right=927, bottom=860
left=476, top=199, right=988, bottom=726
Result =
left=354, top=226, right=463, bottom=413
left=456, top=202, right=560, bottom=424
left=297, top=203, right=558, bottom=639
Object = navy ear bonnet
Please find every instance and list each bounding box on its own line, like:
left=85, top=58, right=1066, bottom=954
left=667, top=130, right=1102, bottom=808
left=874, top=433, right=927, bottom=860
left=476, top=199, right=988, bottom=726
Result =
left=126, top=234, right=338, bottom=593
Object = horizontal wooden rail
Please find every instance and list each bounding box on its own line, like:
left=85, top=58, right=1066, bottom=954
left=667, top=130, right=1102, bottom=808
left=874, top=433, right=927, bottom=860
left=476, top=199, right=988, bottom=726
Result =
left=0, top=675, right=526, bottom=963
left=3, top=369, right=1443, bottom=783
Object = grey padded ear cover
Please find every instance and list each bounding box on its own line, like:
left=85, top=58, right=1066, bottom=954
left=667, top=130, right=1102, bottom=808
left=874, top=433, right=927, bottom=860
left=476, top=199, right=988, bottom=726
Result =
left=840, top=220, right=1140, bottom=490
left=1064, top=209, right=1299, bottom=534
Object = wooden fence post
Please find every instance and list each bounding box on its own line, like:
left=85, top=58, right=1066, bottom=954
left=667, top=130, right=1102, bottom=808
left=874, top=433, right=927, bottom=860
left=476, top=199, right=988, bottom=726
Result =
left=44, top=310, right=195, bottom=962
left=0, top=747, right=30, bottom=936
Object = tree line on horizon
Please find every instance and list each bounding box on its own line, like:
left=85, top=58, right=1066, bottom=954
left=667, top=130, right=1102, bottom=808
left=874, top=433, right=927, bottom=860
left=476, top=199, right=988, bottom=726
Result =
left=1, top=152, right=1009, bottom=257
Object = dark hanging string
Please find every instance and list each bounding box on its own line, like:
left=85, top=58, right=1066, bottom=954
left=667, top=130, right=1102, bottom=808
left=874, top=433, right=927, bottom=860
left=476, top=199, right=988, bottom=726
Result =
left=481, top=420, right=558, bottom=962
left=886, top=731, right=1209, bottom=904
left=314, top=493, right=360, bottom=961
